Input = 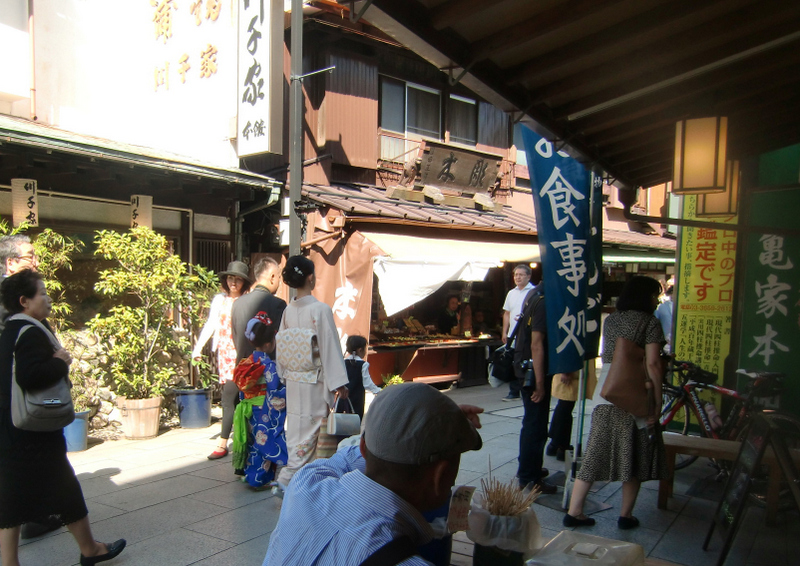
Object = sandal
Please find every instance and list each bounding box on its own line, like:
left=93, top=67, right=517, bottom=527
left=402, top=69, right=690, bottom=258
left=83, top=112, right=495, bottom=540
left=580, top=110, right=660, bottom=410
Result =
left=618, top=516, right=640, bottom=530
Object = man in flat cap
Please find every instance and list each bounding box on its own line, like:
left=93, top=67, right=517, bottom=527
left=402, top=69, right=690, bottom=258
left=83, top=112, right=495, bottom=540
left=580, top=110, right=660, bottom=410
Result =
left=262, top=382, right=483, bottom=566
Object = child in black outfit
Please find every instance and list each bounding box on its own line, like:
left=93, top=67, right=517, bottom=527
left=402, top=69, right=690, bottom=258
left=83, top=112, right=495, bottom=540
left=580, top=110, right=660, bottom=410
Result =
left=341, top=335, right=382, bottom=419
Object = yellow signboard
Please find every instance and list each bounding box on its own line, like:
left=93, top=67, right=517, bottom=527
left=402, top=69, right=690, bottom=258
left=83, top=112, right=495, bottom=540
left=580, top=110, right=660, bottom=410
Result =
left=675, top=196, right=738, bottom=381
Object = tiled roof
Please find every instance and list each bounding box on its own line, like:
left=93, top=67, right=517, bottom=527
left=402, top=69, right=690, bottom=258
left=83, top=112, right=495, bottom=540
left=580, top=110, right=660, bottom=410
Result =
left=303, top=183, right=677, bottom=253
left=603, top=228, right=677, bottom=251
left=302, top=183, right=537, bottom=234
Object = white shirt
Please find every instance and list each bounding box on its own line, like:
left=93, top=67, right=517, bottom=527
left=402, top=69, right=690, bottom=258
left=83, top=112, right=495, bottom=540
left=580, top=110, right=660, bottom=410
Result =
left=346, top=353, right=382, bottom=395
left=263, top=445, right=433, bottom=566
left=502, top=282, right=534, bottom=338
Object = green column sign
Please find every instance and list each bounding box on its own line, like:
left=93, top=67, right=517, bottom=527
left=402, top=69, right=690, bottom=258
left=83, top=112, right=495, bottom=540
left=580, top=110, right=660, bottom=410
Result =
left=737, top=145, right=800, bottom=416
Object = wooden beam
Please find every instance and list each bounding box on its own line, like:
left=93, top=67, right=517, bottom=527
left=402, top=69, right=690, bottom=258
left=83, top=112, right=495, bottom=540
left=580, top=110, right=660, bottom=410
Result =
left=533, top=6, right=800, bottom=106
left=429, top=0, right=497, bottom=30
left=511, top=0, right=749, bottom=86
left=468, top=0, right=628, bottom=62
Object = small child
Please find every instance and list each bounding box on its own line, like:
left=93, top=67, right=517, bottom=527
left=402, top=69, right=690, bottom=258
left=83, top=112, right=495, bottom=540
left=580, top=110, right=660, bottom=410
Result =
left=231, top=312, right=287, bottom=488
left=341, top=335, right=382, bottom=419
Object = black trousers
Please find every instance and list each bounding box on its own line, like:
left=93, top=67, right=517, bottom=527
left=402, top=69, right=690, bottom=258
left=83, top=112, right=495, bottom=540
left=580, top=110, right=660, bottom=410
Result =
left=220, top=380, right=239, bottom=440
left=517, top=380, right=551, bottom=486
left=548, top=399, right=576, bottom=449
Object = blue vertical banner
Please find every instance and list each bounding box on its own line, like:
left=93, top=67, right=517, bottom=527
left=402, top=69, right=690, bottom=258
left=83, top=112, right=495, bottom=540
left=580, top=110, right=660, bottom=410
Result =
left=521, top=127, right=601, bottom=374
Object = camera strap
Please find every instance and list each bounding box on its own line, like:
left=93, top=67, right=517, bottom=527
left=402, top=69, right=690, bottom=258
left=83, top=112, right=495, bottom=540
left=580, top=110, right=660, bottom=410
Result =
left=509, top=289, right=542, bottom=351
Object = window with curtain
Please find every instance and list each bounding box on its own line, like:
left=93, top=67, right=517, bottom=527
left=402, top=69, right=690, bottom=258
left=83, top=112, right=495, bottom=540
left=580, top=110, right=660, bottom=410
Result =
left=449, top=95, right=477, bottom=146
left=407, top=84, right=441, bottom=139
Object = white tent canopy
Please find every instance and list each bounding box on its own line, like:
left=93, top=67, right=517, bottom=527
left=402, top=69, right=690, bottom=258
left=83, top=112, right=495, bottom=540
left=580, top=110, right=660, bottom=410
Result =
left=363, top=232, right=540, bottom=316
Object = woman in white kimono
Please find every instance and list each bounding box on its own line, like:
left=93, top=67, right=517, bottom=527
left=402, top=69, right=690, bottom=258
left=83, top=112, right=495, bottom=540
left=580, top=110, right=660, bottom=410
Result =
left=276, top=255, right=349, bottom=489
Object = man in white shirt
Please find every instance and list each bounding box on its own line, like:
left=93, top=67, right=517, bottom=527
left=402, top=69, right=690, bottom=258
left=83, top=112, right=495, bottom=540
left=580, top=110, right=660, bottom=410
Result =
left=655, top=285, right=674, bottom=353
left=501, top=264, right=533, bottom=400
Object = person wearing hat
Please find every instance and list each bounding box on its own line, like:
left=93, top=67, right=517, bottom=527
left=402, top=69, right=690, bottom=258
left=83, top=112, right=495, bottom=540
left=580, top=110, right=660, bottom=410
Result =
left=262, top=382, right=483, bottom=566
left=193, top=260, right=252, bottom=460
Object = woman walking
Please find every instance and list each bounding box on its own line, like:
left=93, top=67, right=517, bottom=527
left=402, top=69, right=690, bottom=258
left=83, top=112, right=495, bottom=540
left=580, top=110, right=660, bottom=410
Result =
left=275, top=255, right=348, bottom=490
left=564, top=275, right=667, bottom=530
left=0, top=270, right=125, bottom=566
left=193, top=260, right=252, bottom=460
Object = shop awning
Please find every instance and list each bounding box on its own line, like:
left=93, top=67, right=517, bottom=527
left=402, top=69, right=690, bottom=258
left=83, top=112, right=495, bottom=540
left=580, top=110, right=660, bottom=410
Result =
left=363, top=231, right=540, bottom=315
left=603, top=248, right=677, bottom=264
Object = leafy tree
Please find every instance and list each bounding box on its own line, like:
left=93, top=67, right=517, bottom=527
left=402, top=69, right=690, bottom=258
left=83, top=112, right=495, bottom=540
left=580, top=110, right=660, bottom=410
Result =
left=33, top=229, right=85, bottom=332
left=88, top=227, right=218, bottom=399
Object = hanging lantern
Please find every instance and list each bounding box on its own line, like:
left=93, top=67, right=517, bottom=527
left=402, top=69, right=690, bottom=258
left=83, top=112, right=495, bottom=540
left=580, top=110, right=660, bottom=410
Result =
left=673, top=117, right=728, bottom=194
left=696, top=160, right=739, bottom=217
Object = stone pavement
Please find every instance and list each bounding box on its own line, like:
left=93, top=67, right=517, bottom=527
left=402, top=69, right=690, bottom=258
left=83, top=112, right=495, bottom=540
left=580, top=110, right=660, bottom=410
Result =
left=17, top=384, right=800, bottom=566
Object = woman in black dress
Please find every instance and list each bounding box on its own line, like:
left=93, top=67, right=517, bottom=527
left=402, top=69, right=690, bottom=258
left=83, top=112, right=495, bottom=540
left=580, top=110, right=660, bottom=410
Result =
left=0, top=270, right=125, bottom=566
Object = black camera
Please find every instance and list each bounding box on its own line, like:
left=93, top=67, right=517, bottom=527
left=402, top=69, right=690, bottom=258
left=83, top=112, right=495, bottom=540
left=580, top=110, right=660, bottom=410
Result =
left=519, top=359, right=535, bottom=389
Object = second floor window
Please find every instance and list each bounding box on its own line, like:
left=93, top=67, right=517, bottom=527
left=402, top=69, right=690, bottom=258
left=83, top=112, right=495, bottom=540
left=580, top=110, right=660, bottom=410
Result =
left=448, top=95, right=477, bottom=146
left=380, top=77, right=441, bottom=140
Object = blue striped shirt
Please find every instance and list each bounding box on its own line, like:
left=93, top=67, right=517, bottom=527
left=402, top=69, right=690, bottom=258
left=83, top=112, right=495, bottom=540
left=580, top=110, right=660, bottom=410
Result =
left=263, top=445, right=434, bottom=566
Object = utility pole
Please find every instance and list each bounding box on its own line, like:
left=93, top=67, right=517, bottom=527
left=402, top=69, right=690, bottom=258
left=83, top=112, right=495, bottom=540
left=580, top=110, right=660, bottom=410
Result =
left=288, top=0, right=303, bottom=257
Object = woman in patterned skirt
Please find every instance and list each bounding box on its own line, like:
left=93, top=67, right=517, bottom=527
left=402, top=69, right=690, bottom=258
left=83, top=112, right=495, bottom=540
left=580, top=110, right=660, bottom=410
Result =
left=564, top=276, right=667, bottom=530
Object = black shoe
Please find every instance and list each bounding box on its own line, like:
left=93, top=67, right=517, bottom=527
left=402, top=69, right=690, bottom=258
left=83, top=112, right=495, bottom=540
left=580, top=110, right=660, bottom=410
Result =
left=541, top=467, right=550, bottom=479
left=20, top=516, right=62, bottom=539
left=563, top=514, right=596, bottom=527
left=618, top=516, right=640, bottom=530
left=502, top=393, right=520, bottom=401
left=545, top=442, right=558, bottom=457
left=533, top=480, right=558, bottom=495
left=80, top=539, right=126, bottom=566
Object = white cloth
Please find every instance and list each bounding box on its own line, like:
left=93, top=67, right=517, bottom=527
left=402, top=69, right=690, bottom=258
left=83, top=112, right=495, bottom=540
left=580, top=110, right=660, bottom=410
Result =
left=502, top=283, right=534, bottom=338
left=346, top=353, right=382, bottom=395
left=192, top=293, right=226, bottom=357
left=277, top=295, right=349, bottom=487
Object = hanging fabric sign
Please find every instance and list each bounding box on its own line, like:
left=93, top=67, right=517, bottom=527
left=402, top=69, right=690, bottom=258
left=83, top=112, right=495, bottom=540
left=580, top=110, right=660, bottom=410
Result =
left=522, top=128, right=600, bottom=374
left=11, top=179, right=39, bottom=227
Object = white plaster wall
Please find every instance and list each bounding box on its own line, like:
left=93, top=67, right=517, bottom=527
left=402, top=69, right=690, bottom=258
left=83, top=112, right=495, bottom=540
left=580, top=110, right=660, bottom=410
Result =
left=33, top=0, right=240, bottom=168
left=0, top=23, right=31, bottom=103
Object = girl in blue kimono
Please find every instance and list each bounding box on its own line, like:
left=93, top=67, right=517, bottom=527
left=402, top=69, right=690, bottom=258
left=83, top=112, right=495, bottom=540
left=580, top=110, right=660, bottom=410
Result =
left=231, top=312, right=288, bottom=488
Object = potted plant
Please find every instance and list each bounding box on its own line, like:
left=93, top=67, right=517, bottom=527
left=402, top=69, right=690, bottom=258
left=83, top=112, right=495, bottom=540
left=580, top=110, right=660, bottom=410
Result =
left=60, top=330, right=104, bottom=451
left=88, top=227, right=215, bottom=439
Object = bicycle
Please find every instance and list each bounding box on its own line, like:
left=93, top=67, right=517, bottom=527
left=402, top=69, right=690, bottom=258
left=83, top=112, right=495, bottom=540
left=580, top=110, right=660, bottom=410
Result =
left=659, top=359, right=784, bottom=471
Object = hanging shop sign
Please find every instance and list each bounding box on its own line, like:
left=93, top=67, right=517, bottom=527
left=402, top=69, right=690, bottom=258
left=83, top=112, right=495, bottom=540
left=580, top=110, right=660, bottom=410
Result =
left=237, top=0, right=284, bottom=157
left=674, top=196, right=737, bottom=380
left=130, top=195, right=154, bottom=229
left=522, top=128, right=602, bottom=374
left=11, top=179, right=38, bottom=227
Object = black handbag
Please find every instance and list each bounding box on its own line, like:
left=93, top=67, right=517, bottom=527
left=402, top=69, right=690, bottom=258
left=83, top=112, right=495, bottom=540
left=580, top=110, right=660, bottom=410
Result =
left=491, top=345, right=516, bottom=383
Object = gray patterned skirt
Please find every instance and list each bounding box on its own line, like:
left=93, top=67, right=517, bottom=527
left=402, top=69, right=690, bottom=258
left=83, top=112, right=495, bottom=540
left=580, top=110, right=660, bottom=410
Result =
left=577, top=404, right=668, bottom=483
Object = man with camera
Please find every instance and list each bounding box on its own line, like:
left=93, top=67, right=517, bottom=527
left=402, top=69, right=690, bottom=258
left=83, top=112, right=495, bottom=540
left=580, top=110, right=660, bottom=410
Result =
left=513, top=281, right=557, bottom=494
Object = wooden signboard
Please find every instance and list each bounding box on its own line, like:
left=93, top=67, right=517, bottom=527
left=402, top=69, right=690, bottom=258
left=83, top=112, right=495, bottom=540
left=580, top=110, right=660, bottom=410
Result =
left=418, top=141, right=501, bottom=195
left=704, top=413, right=800, bottom=565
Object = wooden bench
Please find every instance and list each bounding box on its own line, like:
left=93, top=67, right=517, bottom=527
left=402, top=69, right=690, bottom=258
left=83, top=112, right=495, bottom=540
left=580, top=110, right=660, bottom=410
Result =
left=660, top=432, right=800, bottom=526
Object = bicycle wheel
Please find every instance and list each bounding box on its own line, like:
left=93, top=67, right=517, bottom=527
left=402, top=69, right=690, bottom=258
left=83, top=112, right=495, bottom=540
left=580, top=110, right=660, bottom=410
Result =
left=660, top=387, right=699, bottom=469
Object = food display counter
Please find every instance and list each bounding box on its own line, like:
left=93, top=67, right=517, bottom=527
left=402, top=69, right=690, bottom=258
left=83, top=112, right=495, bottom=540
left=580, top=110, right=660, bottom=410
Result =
left=367, top=336, right=502, bottom=388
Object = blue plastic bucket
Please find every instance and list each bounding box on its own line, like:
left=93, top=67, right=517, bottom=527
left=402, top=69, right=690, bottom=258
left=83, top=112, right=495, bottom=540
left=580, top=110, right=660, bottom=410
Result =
left=64, top=410, right=91, bottom=452
left=175, top=388, right=212, bottom=428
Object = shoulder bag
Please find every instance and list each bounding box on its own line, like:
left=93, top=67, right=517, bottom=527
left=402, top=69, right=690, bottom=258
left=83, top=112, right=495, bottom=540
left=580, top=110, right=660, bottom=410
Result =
left=490, top=291, right=539, bottom=384
left=600, top=316, right=652, bottom=418
left=9, top=314, right=75, bottom=431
